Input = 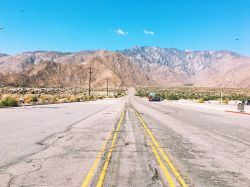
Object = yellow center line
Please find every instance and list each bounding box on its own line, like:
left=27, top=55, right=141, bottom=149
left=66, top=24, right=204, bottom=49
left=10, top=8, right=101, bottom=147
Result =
left=149, top=140, right=176, bottom=187
left=132, top=106, right=188, bottom=187
left=81, top=108, right=125, bottom=187
left=81, top=133, right=112, bottom=187
left=96, top=109, right=125, bottom=187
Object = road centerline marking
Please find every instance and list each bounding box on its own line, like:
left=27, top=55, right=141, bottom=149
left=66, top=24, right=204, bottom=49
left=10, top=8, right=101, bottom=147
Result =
left=149, top=140, right=176, bottom=187
left=96, top=109, right=125, bottom=187
left=81, top=108, right=125, bottom=187
left=81, top=132, right=112, bottom=187
left=132, top=105, right=188, bottom=187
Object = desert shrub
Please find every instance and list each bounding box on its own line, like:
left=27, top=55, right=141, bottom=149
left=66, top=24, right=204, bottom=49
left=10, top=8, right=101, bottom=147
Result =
left=73, top=96, right=81, bottom=102
left=197, top=98, right=205, bottom=103
left=223, top=99, right=229, bottom=105
left=1, top=94, right=20, bottom=103
left=24, top=95, right=38, bottom=104
left=98, top=96, right=104, bottom=99
left=82, top=95, right=91, bottom=101
left=117, top=90, right=126, bottom=96
left=136, top=90, right=147, bottom=97
left=136, top=87, right=250, bottom=102
left=39, top=94, right=53, bottom=104
left=31, top=95, right=38, bottom=102
left=203, top=96, right=217, bottom=101
left=24, top=95, right=32, bottom=104
left=68, top=96, right=78, bottom=102
left=0, top=97, right=18, bottom=107
left=159, top=94, right=165, bottom=99
left=166, top=94, right=179, bottom=100
left=58, top=98, right=68, bottom=103
left=51, top=96, right=59, bottom=103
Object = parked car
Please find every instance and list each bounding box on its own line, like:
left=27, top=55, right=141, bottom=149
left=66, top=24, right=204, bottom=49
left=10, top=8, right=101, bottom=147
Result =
left=242, top=100, right=250, bottom=105
left=150, top=96, right=163, bottom=102
left=148, top=95, right=153, bottom=101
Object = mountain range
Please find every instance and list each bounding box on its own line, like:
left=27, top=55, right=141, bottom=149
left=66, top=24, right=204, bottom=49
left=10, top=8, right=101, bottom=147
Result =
left=0, top=46, right=249, bottom=88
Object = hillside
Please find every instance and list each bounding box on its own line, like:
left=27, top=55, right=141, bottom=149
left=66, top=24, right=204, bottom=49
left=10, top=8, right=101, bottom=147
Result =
left=0, top=50, right=153, bottom=88
left=0, top=47, right=249, bottom=88
left=120, top=46, right=249, bottom=87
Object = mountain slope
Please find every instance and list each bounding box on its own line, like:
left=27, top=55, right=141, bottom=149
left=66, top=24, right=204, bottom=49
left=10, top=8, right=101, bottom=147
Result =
left=194, top=57, right=250, bottom=87
left=0, top=53, right=7, bottom=58
left=0, top=51, right=67, bottom=73
left=0, top=51, right=153, bottom=87
left=120, top=46, right=239, bottom=75
left=120, top=46, right=248, bottom=87
left=0, top=47, right=249, bottom=88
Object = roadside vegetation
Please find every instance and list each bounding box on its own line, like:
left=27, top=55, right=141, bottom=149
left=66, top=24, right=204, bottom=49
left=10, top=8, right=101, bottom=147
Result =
left=0, top=97, right=18, bottom=107
left=0, top=87, right=126, bottom=108
left=136, top=87, right=250, bottom=104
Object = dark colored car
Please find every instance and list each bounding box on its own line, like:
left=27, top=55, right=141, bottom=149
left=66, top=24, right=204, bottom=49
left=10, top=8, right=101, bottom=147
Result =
left=242, top=100, right=250, bottom=105
left=150, top=96, right=162, bottom=102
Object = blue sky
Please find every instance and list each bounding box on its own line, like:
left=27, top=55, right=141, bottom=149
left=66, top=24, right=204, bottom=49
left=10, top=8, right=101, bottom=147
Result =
left=0, top=0, right=250, bottom=56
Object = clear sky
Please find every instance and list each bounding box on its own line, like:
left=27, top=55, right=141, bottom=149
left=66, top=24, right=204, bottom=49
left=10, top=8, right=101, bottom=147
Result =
left=0, top=0, right=250, bottom=56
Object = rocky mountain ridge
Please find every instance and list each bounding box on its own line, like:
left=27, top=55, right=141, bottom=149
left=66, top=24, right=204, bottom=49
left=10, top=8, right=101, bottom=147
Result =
left=0, top=50, right=152, bottom=88
left=120, top=46, right=240, bottom=75
left=0, top=47, right=249, bottom=88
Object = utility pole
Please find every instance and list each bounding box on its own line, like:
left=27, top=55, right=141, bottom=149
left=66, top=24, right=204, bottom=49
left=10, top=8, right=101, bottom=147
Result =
left=114, top=82, right=117, bottom=96
left=20, top=74, right=27, bottom=104
left=106, top=78, right=109, bottom=97
left=220, top=91, right=223, bottom=104
left=88, top=67, right=94, bottom=96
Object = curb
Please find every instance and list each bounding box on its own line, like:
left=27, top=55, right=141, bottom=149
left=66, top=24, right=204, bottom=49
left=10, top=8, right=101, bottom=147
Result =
left=225, top=110, right=250, bottom=116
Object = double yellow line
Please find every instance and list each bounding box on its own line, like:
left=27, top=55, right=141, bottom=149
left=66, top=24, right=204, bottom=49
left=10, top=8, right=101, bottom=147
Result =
left=82, top=105, right=187, bottom=187
left=81, top=108, right=125, bottom=187
left=132, top=106, right=188, bottom=187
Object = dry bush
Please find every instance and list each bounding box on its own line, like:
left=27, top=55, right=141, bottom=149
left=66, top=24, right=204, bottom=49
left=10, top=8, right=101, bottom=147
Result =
left=0, top=96, right=18, bottom=107
left=39, top=94, right=54, bottom=104
left=1, top=94, right=20, bottom=103
left=68, top=95, right=79, bottom=102
left=223, top=99, right=229, bottom=105
left=98, top=96, right=104, bottom=99
left=51, top=95, right=59, bottom=104
left=24, top=94, right=38, bottom=104
left=197, top=98, right=205, bottom=103
left=58, top=98, right=68, bottom=103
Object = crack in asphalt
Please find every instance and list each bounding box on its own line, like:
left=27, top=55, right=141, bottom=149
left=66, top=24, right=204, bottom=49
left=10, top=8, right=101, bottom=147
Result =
left=1, top=104, right=120, bottom=187
left=133, top=98, right=250, bottom=186
left=0, top=105, right=113, bottom=170
left=7, top=162, right=43, bottom=187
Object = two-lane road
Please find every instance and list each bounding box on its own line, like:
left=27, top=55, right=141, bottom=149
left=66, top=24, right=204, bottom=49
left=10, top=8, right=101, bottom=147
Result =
left=0, top=92, right=250, bottom=187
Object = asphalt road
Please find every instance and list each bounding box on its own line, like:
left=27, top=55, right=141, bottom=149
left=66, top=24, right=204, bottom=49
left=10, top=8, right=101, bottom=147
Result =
left=0, top=92, right=250, bottom=187
left=131, top=96, right=250, bottom=187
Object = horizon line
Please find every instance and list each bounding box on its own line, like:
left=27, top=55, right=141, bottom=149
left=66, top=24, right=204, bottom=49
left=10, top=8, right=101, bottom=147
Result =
left=0, top=46, right=247, bottom=57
